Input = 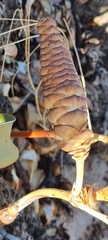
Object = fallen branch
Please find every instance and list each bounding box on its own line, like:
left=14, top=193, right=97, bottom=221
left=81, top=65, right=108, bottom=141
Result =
left=0, top=184, right=108, bottom=227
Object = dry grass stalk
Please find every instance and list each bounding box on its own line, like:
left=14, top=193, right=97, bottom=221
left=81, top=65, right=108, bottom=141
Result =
left=0, top=9, right=21, bottom=82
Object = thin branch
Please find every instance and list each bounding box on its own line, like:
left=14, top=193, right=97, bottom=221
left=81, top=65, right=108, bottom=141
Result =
left=0, top=187, right=108, bottom=226
left=0, top=22, right=37, bottom=38
left=0, top=35, right=39, bottom=50
left=0, top=18, right=38, bottom=22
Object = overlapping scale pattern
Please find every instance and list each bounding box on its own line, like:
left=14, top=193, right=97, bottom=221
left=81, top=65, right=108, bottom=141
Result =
left=37, top=18, right=88, bottom=142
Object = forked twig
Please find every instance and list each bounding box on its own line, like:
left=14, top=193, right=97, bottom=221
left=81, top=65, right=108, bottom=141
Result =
left=0, top=186, right=108, bottom=227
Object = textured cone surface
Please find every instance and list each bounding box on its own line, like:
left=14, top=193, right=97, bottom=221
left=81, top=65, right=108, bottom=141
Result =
left=37, top=17, right=88, bottom=142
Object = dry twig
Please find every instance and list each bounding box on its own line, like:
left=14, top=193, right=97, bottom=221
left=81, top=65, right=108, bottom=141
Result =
left=0, top=185, right=108, bottom=226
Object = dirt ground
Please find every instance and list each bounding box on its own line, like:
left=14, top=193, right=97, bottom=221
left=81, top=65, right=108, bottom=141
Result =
left=0, top=0, right=108, bottom=239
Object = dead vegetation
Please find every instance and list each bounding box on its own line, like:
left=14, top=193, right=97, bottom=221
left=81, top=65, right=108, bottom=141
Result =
left=0, top=0, right=108, bottom=239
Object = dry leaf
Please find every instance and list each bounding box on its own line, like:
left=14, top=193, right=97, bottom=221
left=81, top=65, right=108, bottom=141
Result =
left=30, top=169, right=44, bottom=190
left=26, top=103, right=42, bottom=129
left=11, top=167, right=21, bottom=190
left=65, top=0, right=71, bottom=10
left=0, top=83, right=10, bottom=96
left=86, top=38, right=100, bottom=45
left=53, top=164, right=61, bottom=177
left=39, top=0, right=52, bottom=14
left=10, top=97, right=22, bottom=112
left=4, top=44, right=18, bottom=59
left=94, top=12, right=108, bottom=26
left=19, top=148, right=40, bottom=181
left=99, top=6, right=108, bottom=13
